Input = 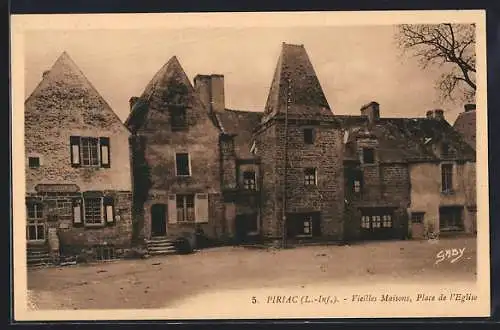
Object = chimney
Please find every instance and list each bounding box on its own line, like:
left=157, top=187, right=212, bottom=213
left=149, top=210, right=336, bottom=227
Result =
left=360, top=101, right=380, bottom=124
left=464, top=103, right=476, bottom=112
left=129, top=96, right=139, bottom=112
left=426, top=109, right=445, bottom=121
left=42, top=70, right=50, bottom=79
left=194, top=74, right=225, bottom=113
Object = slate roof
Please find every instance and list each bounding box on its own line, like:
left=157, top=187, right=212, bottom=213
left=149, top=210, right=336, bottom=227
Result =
left=216, top=109, right=263, bottom=159
left=453, top=110, right=476, bottom=150
left=337, top=115, right=476, bottom=164
left=25, top=51, right=128, bottom=133
left=262, top=43, right=333, bottom=123
left=125, top=56, right=221, bottom=133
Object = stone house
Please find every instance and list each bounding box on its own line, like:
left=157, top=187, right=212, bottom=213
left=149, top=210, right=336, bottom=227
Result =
left=251, top=43, right=345, bottom=245
left=24, top=52, right=134, bottom=264
left=338, top=104, right=476, bottom=241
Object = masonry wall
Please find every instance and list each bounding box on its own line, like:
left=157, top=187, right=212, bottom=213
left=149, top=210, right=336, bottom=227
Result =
left=256, top=119, right=345, bottom=241
left=133, top=80, right=225, bottom=240
left=344, top=162, right=411, bottom=241
left=409, top=161, right=475, bottom=236
left=24, top=72, right=134, bottom=253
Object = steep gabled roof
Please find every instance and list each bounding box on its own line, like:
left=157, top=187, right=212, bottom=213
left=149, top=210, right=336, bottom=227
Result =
left=125, top=56, right=222, bottom=133
left=453, top=110, right=476, bottom=150
left=262, top=43, right=333, bottom=123
left=25, top=51, right=129, bottom=133
left=216, top=109, right=263, bottom=159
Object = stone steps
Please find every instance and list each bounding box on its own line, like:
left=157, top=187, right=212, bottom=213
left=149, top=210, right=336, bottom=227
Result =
left=27, top=243, right=53, bottom=267
left=145, top=237, right=178, bottom=256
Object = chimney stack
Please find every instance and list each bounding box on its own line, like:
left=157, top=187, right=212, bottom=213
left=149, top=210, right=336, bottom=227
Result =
left=194, top=74, right=225, bottom=113
left=426, top=109, right=445, bottom=121
left=464, top=104, right=476, bottom=112
left=42, top=70, right=50, bottom=79
left=360, top=101, right=380, bottom=124
left=129, top=96, right=139, bottom=112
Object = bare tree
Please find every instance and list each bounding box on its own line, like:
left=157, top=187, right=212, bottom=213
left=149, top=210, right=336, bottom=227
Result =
left=395, top=23, right=476, bottom=103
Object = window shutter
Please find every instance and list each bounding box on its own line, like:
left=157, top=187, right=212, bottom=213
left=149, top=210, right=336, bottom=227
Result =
left=103, top=196, right=115, bottom=225
left=167, top=194, right=177, bottom=224
left=100, top=137, right=110, bottom=168
left=195, top=193, right=209, bottom=223
left=70, top=136, right=81, bottom=167
left=72, top=198, right=83, bottom=226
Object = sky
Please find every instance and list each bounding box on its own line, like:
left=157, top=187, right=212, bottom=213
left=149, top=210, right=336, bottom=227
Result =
left=24, top=26, right=468, bottom=124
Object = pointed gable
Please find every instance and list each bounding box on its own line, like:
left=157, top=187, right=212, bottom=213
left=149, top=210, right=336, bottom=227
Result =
left=262, top=43, right=332, bottom=123
left=126, top=56, right=221, bottom=133
left=25, top=51, right=128, bottom=133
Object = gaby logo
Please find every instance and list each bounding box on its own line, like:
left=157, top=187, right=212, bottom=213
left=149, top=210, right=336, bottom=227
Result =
left=435, top=248, right=466, bottom=265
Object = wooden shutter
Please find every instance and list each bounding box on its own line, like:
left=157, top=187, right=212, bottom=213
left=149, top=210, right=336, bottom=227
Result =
left=167, top=194, right=177, bottom=224
left=100, top=137, right=110, bottom=168
left=103, top=196, right=115, bottom=225
left=194, top=193, right=209, bottom=223
left=72, top=198, right=83, bottom=226
left=70, top=136, right=81, bottom=167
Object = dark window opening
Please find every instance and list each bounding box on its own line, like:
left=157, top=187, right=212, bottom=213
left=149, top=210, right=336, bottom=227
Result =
left=28, top=157, right=40, bottom=168
left=303, top=128, right=314, bottom=144
left=362, top=148, right=375, bottom=164
left=411, top=212, right=425, bottom=224
left=171, top=108, right=187, bottom=131
left=439, top=207, right=463, bottom=231
left=441, top=164, right=453, bottom=192
left=304, top=168, right=317, bottom=186
left=243, top=171, right=256, bottom=190
left=176, top=194, right=195, bottom=223
left=176, top=153, right=190, bottom=176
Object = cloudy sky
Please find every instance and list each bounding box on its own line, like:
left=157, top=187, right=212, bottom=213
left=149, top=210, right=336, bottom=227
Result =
left=24, top=25, right=467, bottom=124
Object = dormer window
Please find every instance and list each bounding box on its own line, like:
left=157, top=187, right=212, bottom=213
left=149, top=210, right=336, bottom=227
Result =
left=171, top=107, right=187, bottom=131
left=362, top=148, right=375, bottom=164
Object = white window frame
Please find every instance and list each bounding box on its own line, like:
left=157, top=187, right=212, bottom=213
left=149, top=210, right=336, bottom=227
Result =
left=83, top=197, right=105, bottom=227
left=80, top=137, right=100, bottom=167
left=243, top=171, right=257, bottom=190
left=441, top=163, right=454, bottom=193
left=175, top=153, right=192, bottom=177
left=304, top=168, right=317, bottom=186
left=26, top=202, right=45, bottom=242
left=176, top=194, right=195, bottom=223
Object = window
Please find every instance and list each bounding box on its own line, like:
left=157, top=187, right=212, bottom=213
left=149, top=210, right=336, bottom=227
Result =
left=27, top=202, right=43, bottom=220
left=84, top=198, right=103, bottom=225
left=73, top=196, right=115, bottom=227
left=303, top=219, right=312, bottom=236
left=360, top=212, right=393, bottom=230
left=304, top=168, right=317, bottom=186
left=26, top=202, right=45, bottom=241
left=176, top=194, right=195, bottom=223
left=411, top=212, right=425, bottom=224
left=442, top=143, right=450, bottom=157
left=441, top=164, right=453, bottom=192
left=171, top=107, right=187, bottom=131
left=28, top=157, right=40, bottom=168
left=303, top=128, right=314, bottom=144
left=382, top=215, right=392, bottom=228
left=439, top=207, right=463, bottom=231
left=243, top=171, right=257, bottom=190
left=175, top=153, right=191, bottom=176
left=362, top=148, right=375, bottom=164
left=70, top=136, right=110, bottom=168
left=45, top=199, right=72, bottom=221
left=351, top=169, right=363, bottom=193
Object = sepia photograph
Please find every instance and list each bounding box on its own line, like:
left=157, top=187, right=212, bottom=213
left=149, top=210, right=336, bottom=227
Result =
left=11, top=10, right=489, bottom=320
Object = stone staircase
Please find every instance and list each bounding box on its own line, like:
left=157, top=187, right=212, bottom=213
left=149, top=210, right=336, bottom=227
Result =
left=145, top=236, right=178, bottom=256
left=27, top=243, right=52, bottom=267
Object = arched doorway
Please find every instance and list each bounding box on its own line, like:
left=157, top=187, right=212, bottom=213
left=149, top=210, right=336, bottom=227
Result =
left=151, top=204, right=167, bottom=237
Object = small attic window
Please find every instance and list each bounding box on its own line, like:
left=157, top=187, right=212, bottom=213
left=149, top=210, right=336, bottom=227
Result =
left=28, top=157, right=40, bottom=168
left=170, top=107, right=187, bottom=131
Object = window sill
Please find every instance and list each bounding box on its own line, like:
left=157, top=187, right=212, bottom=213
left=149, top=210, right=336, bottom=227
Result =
left=26, top=239, right=46, bottom=244
left=84, top=223, right=106, bottom=229
left=441, top=190, right=456, bottom=195
left=295, top=234, right=313, bottom=238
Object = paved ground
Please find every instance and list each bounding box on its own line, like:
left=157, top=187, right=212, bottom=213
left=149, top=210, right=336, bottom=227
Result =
left=26, top=237, right=476, bottom=310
